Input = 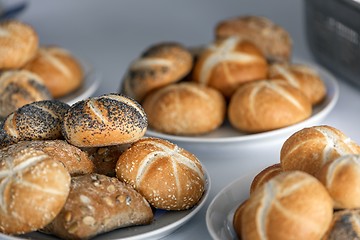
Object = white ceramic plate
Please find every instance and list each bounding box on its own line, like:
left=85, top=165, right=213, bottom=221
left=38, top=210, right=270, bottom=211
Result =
left=206, top=173, right=254, bottom=240
left=57, top=58, right=100, bottom=106
left=146, top=60, right=339, bottom=146
left=0, top=168, right=210, bottom=240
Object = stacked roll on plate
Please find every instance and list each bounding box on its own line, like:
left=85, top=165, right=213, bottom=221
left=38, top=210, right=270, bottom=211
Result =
left=233, top=125, right=360, bottom=240
left=120, top=15, right=327, bottom=136
left=0, top=93, right=207, bottom=239
left=0, top=20, right=85, bottom=120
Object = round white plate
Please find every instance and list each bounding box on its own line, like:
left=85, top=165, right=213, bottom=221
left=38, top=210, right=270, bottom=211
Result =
left=0, top=168, right=210, bottom=240
left=206, top=173, right=254, bottom=240
left=57, top=58, right=100, bottom=106
left=146, top=60, right=339, bottom=147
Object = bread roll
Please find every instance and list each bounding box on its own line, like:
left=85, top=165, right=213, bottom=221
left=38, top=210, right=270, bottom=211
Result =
left=121, top=42, right=193, bottom=102
left=0, top=20, right=38, bottom=69
left=249, top=163, right=283, bottom=194
left=0, top=145, right=71, bottom=234
left=81, top=144, right=130, bottom=177
left=233, top=200, right=248, bottom=238
left=43, top=173, right=153, bottom=240
left=116, top=137, right=206, bottom=210
left=2, top=100, right=69, bottom=143
left=316, top=154, right=360, bottom=209
left=215, top=15, right=292, bottom=62
left=3, top=140, right=94, bottom=176
left=23, top=46, right=84, bottom=98
left=322, top=209, right=360, bottom=240
left=62, top=93, right=147, bottom=147
left=142, top=82, right=226, bottom=135
left=192, top=36, right=268, bottom=97
left=241, top=171, right=333, bottom=240
left=228, top=79, right=312, bottom=133
left=0, top=70, right=52, bottom=119
left=268, top=63, right=326, bottom=105
left=280, top=125, right=360, bottom=175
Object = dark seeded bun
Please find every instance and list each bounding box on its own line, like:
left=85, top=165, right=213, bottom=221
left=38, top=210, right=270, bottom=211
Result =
left=62, top=93, right=147, bottom=147
left=2, top=100, right=70, bottom=143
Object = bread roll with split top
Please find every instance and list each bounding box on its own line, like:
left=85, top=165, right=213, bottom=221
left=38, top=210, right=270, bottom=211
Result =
left=121, top=42, right=193, bottom=102
left=233, top=200, right=248, bottom=238
left=192, top=36, right=268, bottom=97
left=3, top=140, right=94, bottom=176
left=43, top=173, right=153, bottom=240
left=228, top=79, right=312, bottom=133
left=249, top=163, right=283, bottom=194
left=62, top=93, right=147, bottom=147
left=0, top=144, right=71, bottom=234
left=280, top=125, right=360, bottom=175
left=215, top=15, right=292, bottom=62
left=0, top=20, right=39, bottom=69
left=0, top=70, right=52, bottom=119
left=23, top=45, right=84, bottom=98
left=116, top=137, right=206, bottom=210
left=241, top=171, right=333, bottom=240
left=142, top=82, right=226, bottom=135
left=322, top=209, right=360, bottom=240
left=2, top=100, right=70, bottom=143
left=268, top=62, right=327, bottom=105
left=316, top=154, right=360, bottom=209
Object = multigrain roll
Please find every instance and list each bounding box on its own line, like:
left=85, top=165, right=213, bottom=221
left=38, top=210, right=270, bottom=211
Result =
left=116, top=137, right=206, bottom=210
left=121, top=42, right=193, bottom=102
left=192, top=36, right=268, bottom=97
left=322, top=209, right=360, bottom=240
left=280, top=125, right=360, bottom=175
left=0, top=20, right=39, bottom=69
left=2, top=140, right=94, bottom=176
left=215, top=15, right=292, bottom=62
left=249, top=163, right=283, bottom=194
left=316, top=154, right=360, bottom=209
left=142, top=82, right=226, bottom=135
left=241, top=171, right=333, bottom=240
left=23, top=45, right=84, bottom=98
left=0, top=70, right=52, bottom=119
left=228, top=79, right=312, bottom=133
left=43, top=174, right=153, bottom=240
left=0, top=146, right=71, bottom=234
left=1, top=100, right=70, bottom=143
left=268, top=62, right=327, bottom=105
left=62, top=93, right=147, bottom=147
left=81, top=144, right=130, bottom=177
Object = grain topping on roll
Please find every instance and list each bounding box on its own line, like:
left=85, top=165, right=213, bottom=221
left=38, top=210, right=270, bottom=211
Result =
left=62, top=93, right=147, bottom=147
left=116, top=137, right=206, bottom=210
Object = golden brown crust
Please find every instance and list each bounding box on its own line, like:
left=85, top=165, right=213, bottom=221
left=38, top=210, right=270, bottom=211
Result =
left=215, top=15, right=292, bottom=62
left=228, top=79, right=312, bottom=133
left=122, top=42, right=193, bottom=102
left=268, top=63, right=327, bottom=105
left=62, top=93, right=147, bottom=147
left=2, top=100, right=70, bottom=143
left=192, top=37, right=268, bottom=98
left=233, top=200, right=248, bottom=239
left=280, top=125, right=360, bottom=176
left=0, top=145, right=71, bottom=234
left=115, top=137, right=206, bottom=210
left=0, top=20, right=39, bottom=69
left=142, top=82, right=226, bottom=135
left=23, top=46, right=84, bottom=98
left=249, top=163, right=283, bottom=195
left=0, top=70, right=52, bottom=118
left=316, top=154, right=360, bottom=209
left=43, top=174, right=153, bottom=240
left=241, top=171, right=333, bottom=240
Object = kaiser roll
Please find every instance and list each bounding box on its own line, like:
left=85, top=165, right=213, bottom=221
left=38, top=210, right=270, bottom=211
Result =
left=249, top=163, right=283, bottom=195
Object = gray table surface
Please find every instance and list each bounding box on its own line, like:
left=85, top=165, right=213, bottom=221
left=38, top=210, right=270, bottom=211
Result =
left=17, top=1, right=360, bottom=239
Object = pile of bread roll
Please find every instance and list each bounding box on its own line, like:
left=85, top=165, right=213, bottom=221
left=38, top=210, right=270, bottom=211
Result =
left=0, top=20, right=85, bottom=120
left=233, top=125, right=360, bottom=240
left=120, top=15, right=327, bottom=136
left=0, top=93, right=207, bottom=239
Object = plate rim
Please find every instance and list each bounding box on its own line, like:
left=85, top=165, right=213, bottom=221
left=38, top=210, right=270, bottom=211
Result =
left=145, top=59, right=339, bottom=144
